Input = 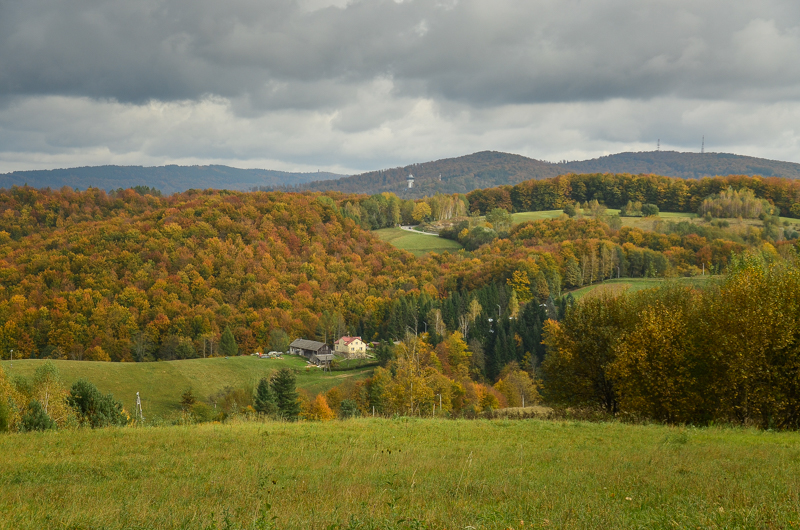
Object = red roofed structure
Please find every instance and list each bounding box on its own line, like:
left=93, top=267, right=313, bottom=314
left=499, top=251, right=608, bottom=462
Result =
left=334, top=336, right=368, bottom=358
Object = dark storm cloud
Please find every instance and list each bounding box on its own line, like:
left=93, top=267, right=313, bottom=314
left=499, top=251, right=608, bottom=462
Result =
left=2, top=0, right=799, bottom=109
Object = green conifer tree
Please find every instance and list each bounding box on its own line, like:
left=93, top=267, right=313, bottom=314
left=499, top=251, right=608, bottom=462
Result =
left=180, top=388, right=196, bottom=411
left=253, top=377, right=278, bottom=416
left=220, top=327, right=239, bottom=356
left=270, top=368, right=300, bottom=421
left=21, top=399, right=56, bottom=432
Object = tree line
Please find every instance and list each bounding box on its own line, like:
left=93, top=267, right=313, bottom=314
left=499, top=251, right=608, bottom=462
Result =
left=542, top=251, right=800, bottom=429
left=466, top=173, right=800, bottom=218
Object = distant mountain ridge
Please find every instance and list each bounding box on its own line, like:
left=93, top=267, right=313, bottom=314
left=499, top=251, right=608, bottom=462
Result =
left=4, top=150, right=800, bottom=197
left=304, top=150, right=800, bottom=198
left=0, top=165, right=346, bottom=194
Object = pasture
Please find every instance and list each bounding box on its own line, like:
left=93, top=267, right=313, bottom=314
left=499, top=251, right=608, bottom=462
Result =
left=0, top=356, right=374, bottom=420
left=510, top=210, right=565, bottom=224
left=374, top=227, right=463, bottom=256
left=568, top=276, right=717, bottom=300
left=1, top=419, right=799, bottom=529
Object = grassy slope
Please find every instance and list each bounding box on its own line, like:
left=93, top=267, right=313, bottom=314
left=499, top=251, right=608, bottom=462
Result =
left=510, top=210, right=565, bottom=223
left=513, top=208, right=800, bottom=230
left=569, top=277, right=717, bottom=300
left=0, top=356, right=373, bottom=419
left=374, top=227, right=462, bottom=257
left=1, top=419, right=799, bottom=529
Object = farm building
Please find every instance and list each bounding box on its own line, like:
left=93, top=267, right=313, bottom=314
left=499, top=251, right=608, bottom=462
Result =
left=334, top=336, right=368, bottom=358
left=289, top=339, right=334, bottom=366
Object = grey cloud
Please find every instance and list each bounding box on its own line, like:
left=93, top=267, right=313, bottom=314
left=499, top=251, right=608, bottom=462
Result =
left=2, top=0, right=800, bottom=110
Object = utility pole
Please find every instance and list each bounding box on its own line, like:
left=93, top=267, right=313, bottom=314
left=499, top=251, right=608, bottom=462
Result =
left=410, top=381, right=413, bottom=416
left=136, top=392, right=144, bottom=421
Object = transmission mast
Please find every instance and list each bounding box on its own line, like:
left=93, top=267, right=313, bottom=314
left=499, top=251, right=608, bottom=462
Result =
left=701, top=135, right=705, bottom=154
left=657, top=139, right=660, bottom=151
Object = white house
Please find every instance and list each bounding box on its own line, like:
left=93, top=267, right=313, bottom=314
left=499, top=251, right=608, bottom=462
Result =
left=334, top=336, right=368, bottom=358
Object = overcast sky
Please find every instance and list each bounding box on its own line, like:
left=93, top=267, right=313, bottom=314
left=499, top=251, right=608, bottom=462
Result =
left=1, top=0, right=799, bottom=174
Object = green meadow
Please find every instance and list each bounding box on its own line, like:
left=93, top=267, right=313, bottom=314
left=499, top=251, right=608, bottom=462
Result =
left=2, top=419, right=799, bottom=529
left=0, top=356, right=374, bottom=420
left=568, top=276, right=718, bottom=300
left=510, top=210, right=566, bottom=224
left=374, top=227, right=463, bottom=256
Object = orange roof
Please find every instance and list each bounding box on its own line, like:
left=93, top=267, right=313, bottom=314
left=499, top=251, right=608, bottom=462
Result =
left=339, top=336, right=362, bottom=345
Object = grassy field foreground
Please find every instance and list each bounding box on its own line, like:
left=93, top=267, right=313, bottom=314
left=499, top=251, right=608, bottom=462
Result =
left=1, top=419, right=799, bottom=529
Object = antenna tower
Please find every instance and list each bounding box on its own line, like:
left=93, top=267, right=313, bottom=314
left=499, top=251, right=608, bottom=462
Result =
left=657, top=139, right=660, bottom=151
left=701, top=136, right=705, bottom=154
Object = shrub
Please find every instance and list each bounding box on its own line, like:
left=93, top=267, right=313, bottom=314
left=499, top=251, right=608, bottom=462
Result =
left=211, top=385, right=253, bottom=414
left=191, top=403, right=216, bottom=423
left=641, top=203, right=660, bottom=217
left=67, top=380, right=127, bottom=428
left=0, top=399, right=11, bottom=432
left=619, top=201, right=643, bottom=217
left=339, top=399, right=361, bottom=419
left=21, top=400, right=56, bottom=432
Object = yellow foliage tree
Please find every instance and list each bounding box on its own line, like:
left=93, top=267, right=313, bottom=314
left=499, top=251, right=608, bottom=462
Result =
left=507, top=270, right=532, bottom=303
left=325, top=387, right=343, bottom=414
left=609, top=299, right=700, bottom=423
left=494, top=362, right=540, bottom=408
left=304, top=394, right=335, bottom=421
left=445, top=331, right=471, bottom=373
left=412, top=202, right=432, bottom=223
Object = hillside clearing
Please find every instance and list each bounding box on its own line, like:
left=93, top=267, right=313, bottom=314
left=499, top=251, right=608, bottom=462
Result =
left=374, top=227, right=463, bottom=256
left=510, top=210, right=565, bottom=223
left=1, top=419, right=798, bottom=529
left=569, top=276, right=718, bottom=300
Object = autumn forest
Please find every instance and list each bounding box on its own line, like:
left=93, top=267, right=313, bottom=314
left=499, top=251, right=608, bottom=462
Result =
left=2, top=170, right=800, bottom=428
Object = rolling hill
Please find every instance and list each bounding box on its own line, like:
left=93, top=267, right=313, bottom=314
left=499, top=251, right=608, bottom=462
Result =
left=0, top=165, right=345, bottom=195
left=5, top=150, right=799, bottom=198
left=0, top=356, right=374, bottom=419
left=304, top=150, right=800, bottom=198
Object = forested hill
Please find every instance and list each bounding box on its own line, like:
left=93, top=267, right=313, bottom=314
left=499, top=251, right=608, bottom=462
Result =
left=304, top=151, right=562, bottom=197
left=303, top=150, right=800, bottom=198
left=0, top=165, right=345, bottom=195
left=560, top=151, right=800, bottom=180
